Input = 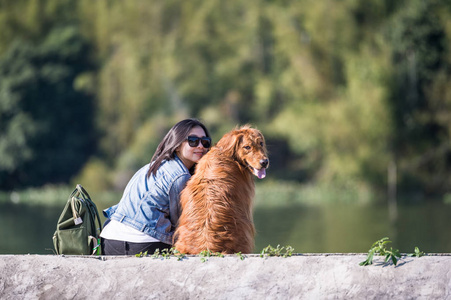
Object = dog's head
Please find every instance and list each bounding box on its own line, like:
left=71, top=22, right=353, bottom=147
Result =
left=216, top=125, right=269, bottom=179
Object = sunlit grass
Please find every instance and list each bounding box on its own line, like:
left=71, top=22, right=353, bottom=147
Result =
left=0, top=185, right=73, bottom=205
left=0, top=185, right=120, bottom=206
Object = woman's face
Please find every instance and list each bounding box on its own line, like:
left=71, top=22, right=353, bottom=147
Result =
left=176, top=126, right=209, bottom=170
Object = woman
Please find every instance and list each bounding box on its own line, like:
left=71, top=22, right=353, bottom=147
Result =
left=100, top=118, right=211, bottom=255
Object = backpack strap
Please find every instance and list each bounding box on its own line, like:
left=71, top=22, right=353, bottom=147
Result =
left=77, top=184, right=103, bottom=237
left=76, top=184, right=92, bottom=200
left=70, top=197, right=83, bottom=225
left=88, top=236, right=100, bottom=255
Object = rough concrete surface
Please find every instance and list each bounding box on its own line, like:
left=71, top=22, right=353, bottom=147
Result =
left=0, top=254, right=450, bottom=299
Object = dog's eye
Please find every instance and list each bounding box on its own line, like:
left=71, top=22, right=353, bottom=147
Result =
left=244, top=146, right=251, bottom=150
left=260, top=142, right=264, bottom=147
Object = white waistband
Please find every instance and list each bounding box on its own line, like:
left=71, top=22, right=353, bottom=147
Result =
left=100, top=220, right=160, bottom=243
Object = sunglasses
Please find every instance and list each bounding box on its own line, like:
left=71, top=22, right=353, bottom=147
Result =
left=187, top=136, right=212, bottom=148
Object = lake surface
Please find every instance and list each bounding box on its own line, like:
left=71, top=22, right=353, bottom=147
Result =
left=0, top=199, right=450, bottom=254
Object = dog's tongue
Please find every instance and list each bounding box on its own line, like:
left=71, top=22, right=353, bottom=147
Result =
left=254, top=168, right=266, bottom=179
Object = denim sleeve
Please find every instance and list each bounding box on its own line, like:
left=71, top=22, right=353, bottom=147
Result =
left=168, top=173, right=190, bottom=228
left=103, top=204, right=118, bottom=219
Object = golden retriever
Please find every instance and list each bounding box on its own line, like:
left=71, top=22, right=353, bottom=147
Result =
left=174, top=125, right=269, bottom=254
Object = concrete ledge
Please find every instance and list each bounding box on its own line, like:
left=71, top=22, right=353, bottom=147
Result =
left=0, top=254, right=450, bottom=299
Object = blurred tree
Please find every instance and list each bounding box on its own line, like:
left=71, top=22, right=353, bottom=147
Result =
left=268, top=0, right=395, bottom=189
left=0, top=26, right=97, bottom=189
left=0, top=0, right=80, bottom=54
left=386, top=0, right=451, bottom=195
left=1, top=0, right=451, bottom=200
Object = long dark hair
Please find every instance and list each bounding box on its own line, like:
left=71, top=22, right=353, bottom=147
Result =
left=147, top=118, right=211, bottom=177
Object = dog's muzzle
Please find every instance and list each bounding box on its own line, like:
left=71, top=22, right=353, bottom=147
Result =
left=249, top=158, right=269, bottom=179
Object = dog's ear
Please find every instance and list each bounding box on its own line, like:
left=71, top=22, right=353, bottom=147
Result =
left=216, top=130, right=243, bottom=157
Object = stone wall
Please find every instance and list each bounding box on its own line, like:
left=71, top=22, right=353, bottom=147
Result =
left=0, top=254, right=450, bottom=299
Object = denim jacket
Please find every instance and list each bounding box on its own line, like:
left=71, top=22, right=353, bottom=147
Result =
left=103, top=155, right=191, bottom=245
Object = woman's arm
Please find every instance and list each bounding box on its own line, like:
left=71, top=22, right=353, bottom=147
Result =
left=168, top=174, right=191, bottom=229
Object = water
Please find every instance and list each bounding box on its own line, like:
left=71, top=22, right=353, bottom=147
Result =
left=1, top=200, right=450, bottom=254
left=254, top=202, right=451, bottom=253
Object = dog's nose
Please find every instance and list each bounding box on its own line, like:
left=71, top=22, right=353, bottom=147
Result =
left=260, top=159, right=269, bottom=168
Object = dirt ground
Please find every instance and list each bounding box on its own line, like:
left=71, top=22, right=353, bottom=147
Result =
left=0, top=254, right=450, bottom=299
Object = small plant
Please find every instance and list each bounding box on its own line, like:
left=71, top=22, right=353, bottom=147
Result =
left=151, top=249, right=160, bottom=258
left=260, top=244, right=295, bottom=258
left=284, top=246, right=295, bottom=257
left=407, top=247, right=425, bottom=258
left=198, top=249, right=227, bottom=262
left=161, top=248, right=172, bottom=259
left=172, top=248, right=187, bottom=261
left=215, top=252, right=225, bottom=258
left=199, top=249, right=213, bottom=262
left=135, top=250, right=148, bottom=257
left=236, top=252, right=245, bottom=260
left=199, top=250, right=211, bottom=262
left=359, top=237, right=401, bottom=266
left=135, top=248, right=186, bottom=260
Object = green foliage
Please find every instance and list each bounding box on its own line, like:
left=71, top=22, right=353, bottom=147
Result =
left=359, top=237, right=401, bottom=266
left=199, top=250, right=211, bottom=263
left=236, top=252, right=245, bottom=261
left=134, top=246, right=293, bottom=261
left=260, top=244, right=295, bottom=258
left=0, top=185, right=73, bottom=205
left=135, top=248, right=186, bottom=261
left=71, top=159, right=112, bottom=194
left=359, top=237, right=425, bottom=266
left=199, top=249, right=226, bottom=262
left=386, top=0, right=451, bottom=194
left=407, top=247, right=425, bottom=258
left=0, top=25, right=97, bottom=189
left=135, top=251, right=148, bottom=258
left=2, top=0, right=451, bottom=199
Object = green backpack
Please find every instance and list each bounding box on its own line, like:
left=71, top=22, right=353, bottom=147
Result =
left=52, top=184, right=103, bottom=255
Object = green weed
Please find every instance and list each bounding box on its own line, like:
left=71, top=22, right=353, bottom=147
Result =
left=407, top=246, right=425, bottom=258
left=360, top=237, right=401, bottom=266
left=151, top=249, right=160, bottom=258
left=135, top=248, right=186, bottom=261
left=199, top=249, right=225, bottom=262
left=360, top=237, right=425, bottom=266
left=172, top=248, right=187, bottom=261
left=260, top=244, right=295, bottom=258
left=199, top=249, right=211, bottom=262
left=135, top=250, right=148, bottom=257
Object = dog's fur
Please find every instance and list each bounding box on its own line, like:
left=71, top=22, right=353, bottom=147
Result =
left=174, top=125, right=269, bottom=254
